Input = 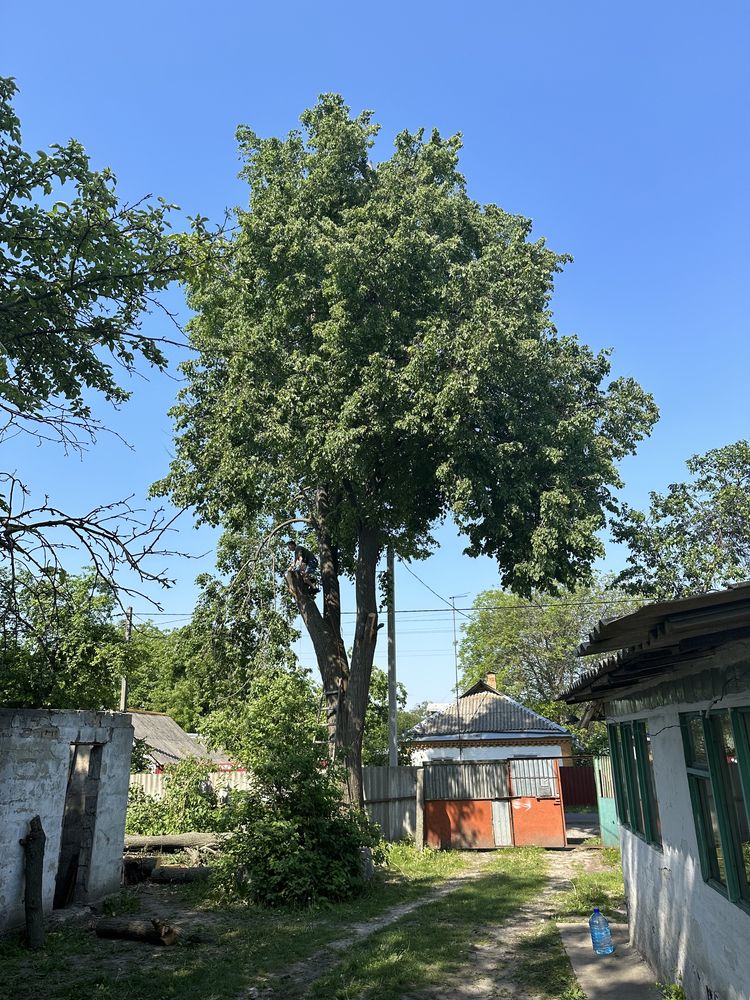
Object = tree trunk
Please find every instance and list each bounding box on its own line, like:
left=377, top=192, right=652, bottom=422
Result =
left=19, top=815, right=46, bottom=950
left=285, top=516, right=381, bottom=807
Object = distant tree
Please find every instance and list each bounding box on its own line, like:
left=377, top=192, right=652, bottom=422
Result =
left=0, top=76, right=190, bottom=608
left=127, top=532, right=299, bottom=729
left=458, top=577, right=639, bottom=752
left=458, top=577, right=638, bottom=700
left=613, top=440, right=750, bottom=599
left=361, top=667, right=412, bottom=765
left=157, top=95, right=657, bottom=802
left=0, top=569, right=126, bottom=709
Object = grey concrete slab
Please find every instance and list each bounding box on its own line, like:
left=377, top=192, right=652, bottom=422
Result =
left=558, top=922, right=662, bottom=1000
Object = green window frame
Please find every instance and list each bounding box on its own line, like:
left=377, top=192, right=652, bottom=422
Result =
left=680, top=708, right=750, bottom=912
left=607, top=719, right=661, bottom=847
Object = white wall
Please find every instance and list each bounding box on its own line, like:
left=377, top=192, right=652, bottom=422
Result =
left=612, top=676, right=750, bottom=1000
left=410, top=742, right=563, bottom=765
left=0, top=709, right=133, bottom=932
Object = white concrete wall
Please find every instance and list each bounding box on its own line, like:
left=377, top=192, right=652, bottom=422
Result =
left=0, top=709, right=133, bottom=932
left=612, top=675, right=750, bottom=1000
left=410, top=742, right=563, bottom=765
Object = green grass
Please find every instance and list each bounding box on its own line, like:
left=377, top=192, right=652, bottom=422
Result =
left=0, top=845, right=469, bottom=1000
left=554, top=846, right=626, bottom=921
left=514, top=922, right=586, bottom=1000
left=308, top=848, right=548, bottom=1000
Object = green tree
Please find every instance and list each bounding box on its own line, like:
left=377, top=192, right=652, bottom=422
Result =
left=458, top=578, right=639, bottom=752
left=614, top=440, right=750, bottom=599
left=156, top=95, right=657, bottom=802
left=127, top=532, right=299, bottom=729
left=361, top=667, right=409, bottom=765
left=204, top=670, right=380, bottom=907
left=0, top=569, right=126, bottom=709
left=0, top=76, right=186, bottom=601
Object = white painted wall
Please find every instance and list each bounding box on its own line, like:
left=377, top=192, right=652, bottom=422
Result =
left=0, top=709, right=133, bottom=932
left=612, top=673, right=750, bottom=1000
left=410, top=742, right=563, bottom=765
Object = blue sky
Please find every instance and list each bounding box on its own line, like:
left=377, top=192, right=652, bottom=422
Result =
left=3, top=1, right=749, bottom=703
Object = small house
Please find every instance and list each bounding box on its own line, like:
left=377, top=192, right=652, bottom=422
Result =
left=563, top=582, right=750, bottom=1000
left=404, top=673, right=573, bottom=764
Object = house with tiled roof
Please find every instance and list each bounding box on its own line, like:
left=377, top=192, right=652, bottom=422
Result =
left=403, top=673, right=573, bottom=764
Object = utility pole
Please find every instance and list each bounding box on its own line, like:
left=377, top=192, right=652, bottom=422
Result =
left=119, top=606, right=133, bottom=712
left=450, top=594, right=467, bottom=761
left=387, top=544, right=398, bottom=767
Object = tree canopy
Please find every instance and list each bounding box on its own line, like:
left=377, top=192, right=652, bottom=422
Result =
left=0, top=76, right=186, bottom=605
left=613, top=440, right=750, bottom=599
left=0, top=569, right=126, bottom=709
left=458, top=577, right=640, bottom=752
left=157, top=95, right=657, bottom=800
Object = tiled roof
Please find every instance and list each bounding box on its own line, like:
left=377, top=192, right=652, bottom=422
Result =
left=406, top=681, right=568, bottom=740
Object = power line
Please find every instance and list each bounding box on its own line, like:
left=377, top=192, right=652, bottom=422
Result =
left=398, top=560, right=473, bottom=620
left=129, top=596, right=638, bottom=619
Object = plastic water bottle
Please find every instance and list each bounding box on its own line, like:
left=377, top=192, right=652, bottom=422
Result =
left=589, top=908, right=615, bottom=955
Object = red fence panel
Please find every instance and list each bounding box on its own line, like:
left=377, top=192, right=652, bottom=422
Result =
left=559, top=765, right=597, bottom=808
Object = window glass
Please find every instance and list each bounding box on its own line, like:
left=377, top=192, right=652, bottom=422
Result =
left=608, top=724, right=629, bottom=826
left=715, top=713, right=750, bottom=892
left=623, top=724, right=645, bottom=835
left=685, top=714, right=708, bottom=768
left=639, top=724, right=662, bottom=844
left=697, top=776, right=726, bottom=885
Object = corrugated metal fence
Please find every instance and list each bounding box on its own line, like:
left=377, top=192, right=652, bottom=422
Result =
left=559, top=764, right=597, bottom=807
left=362, top=766, right=418, bottom=841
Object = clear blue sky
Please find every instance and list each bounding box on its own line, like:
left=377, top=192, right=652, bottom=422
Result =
left=3, top=1, right=749, bottom=704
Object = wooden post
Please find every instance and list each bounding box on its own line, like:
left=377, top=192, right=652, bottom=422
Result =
left=19, top=815, right=46, bottom=950
left=415, top=767, right=425, bottom=851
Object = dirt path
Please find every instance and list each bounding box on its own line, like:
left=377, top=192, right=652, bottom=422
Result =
left=248, top=846, right=602, bottom=1000
left=403, top=847, right=587, bottom=1000
left=241, top=852, right=498, bottom=999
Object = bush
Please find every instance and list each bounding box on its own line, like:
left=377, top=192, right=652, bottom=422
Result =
left=207, top=670, right=384, bottom=907
left=125, top=757, right=243, bottom=835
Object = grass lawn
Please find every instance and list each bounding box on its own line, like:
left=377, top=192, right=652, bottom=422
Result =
left=0, top=844, right=466, bottom=1000
left=553, top=846, right=626, bottom=921
left=308, top=847, right=551, bottom=1000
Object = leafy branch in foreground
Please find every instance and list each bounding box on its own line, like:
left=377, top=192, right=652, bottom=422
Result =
left=613, top=440, right=750, bottom=599
left=0, top=75, right=198, bottom=604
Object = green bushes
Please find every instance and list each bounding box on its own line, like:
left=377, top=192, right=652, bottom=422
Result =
left=207, top=670, right=384, bottom=907
left=125, top=758, right=241, bottom=835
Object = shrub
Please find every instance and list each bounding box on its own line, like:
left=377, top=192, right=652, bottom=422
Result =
left=207, top=670, right=384, bottom=906
left=125, top=757, right=243, bottom=835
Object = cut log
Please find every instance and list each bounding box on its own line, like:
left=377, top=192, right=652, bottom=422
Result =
left=148, top=865, right=210, bottom=884
left=123, top=833, right=229, bottom=851
left=19, top=816, right=46, bottom=950
left=123, top=856, right=158, bottom=884
left=95, top=917, right=180, bottom=946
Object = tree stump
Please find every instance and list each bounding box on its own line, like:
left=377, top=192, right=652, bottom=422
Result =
left=19, top=815, right=46, bottom=950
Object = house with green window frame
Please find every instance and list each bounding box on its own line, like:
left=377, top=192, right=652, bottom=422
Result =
left=563, top=582, right=750, bottom=1000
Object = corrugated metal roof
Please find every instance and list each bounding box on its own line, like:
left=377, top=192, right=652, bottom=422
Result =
left=406, top=682, right=568, bottom=739
left=129, top=710, right=226, bottom=768
left=578, top=581, right=750, bottom=656
left=563, top=582, right=750, bottom=704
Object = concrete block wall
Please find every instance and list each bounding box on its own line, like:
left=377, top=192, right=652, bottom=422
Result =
left=612, top=681, right=750, bottom=1000
left=0, top=709, right=133, bottom=933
